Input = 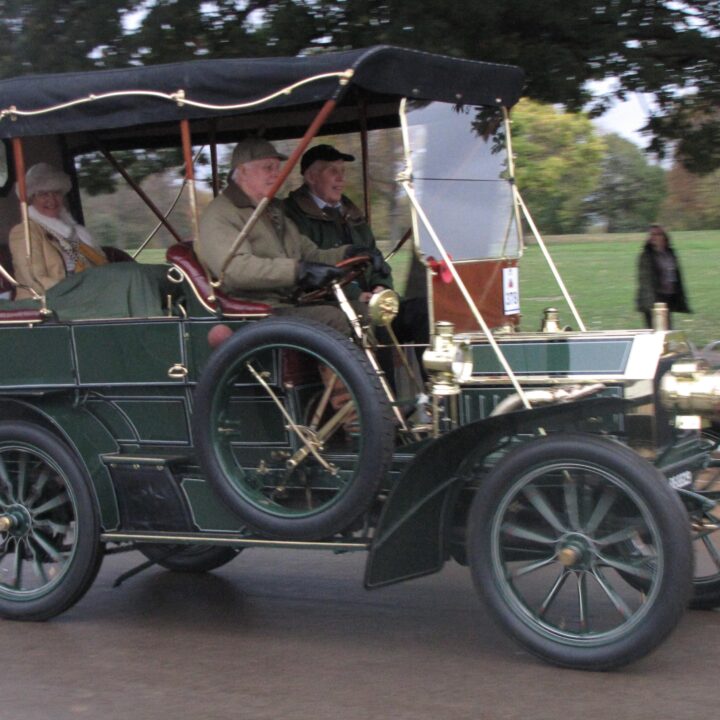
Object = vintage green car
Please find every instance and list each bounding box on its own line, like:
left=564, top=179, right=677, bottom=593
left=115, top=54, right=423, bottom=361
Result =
left=0, top=46, right=717, bottom=671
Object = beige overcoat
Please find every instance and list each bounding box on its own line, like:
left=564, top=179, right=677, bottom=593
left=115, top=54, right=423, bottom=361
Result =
left=197, top=182, right=345, bottom=306
left=9, top=221, right=69, bottom=299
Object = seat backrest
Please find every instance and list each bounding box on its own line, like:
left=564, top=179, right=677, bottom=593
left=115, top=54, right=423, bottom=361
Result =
left=166, top=242, right=271, bottom=317
left=0, top=244, right=16, bottom=300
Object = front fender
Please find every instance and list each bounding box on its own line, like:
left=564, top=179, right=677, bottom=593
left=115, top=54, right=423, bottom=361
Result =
left=365, top=396, right=630, bottom=588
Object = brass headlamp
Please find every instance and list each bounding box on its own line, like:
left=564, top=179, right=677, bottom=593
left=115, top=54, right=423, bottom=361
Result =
left=423, top=321, right=473, bottom=396
left=659, top=358, right=720, bottom=422
left=368, top=289, right=400, bottom=326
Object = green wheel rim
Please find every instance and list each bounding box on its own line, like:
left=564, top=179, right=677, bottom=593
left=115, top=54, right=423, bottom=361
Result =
left=209, top=342, right=364, bottom=520
left=490, top=460, right=664, bottom=646
left=0, top=442, right=80, bottom=601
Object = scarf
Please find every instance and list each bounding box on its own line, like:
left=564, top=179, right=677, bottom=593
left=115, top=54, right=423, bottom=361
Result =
left=28, top=206, right=106, bottom=273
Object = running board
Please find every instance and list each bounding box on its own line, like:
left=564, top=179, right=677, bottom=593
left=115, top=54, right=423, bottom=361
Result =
left=101, top=530, right=370, bottom=552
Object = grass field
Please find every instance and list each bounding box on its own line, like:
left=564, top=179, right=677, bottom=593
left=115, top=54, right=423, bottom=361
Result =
left=518, top=230, right=719, bottom=347
left=137, top=229, right=719, bottom=348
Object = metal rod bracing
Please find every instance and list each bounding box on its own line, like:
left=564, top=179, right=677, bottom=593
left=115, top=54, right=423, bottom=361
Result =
left=400, top=179, right=532, bottom=409
left=131, top=145, right=204, bottom=259
left=501, top=107, right=584, bottom=331
left=514, top=191, right=587, bottom=332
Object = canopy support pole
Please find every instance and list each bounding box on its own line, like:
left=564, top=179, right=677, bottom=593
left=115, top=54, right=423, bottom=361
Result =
left=218, top=97, right=339, bottom=284
left=10, top=138, right=44, bottom=304
left=180, top=119, right=201, bottom=243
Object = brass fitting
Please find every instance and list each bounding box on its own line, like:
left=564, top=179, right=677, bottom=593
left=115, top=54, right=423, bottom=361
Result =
left=659, top=359, right=720, bottom=420
left=423, top=321, right=472, bottom=396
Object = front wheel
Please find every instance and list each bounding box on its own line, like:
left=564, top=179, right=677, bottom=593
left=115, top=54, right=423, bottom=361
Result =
left=467, top=433, right=692, bottom=670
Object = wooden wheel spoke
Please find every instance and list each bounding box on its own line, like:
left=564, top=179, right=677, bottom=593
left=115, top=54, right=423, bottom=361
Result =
left=502, top=522, right=557, bottom=545
left=591, top=567, right=634, bottom=620
left=522, top=485, right=567, bottom=533
left=584, top=486, right=617, bottom=534
left=28, top=530, right=63, bottom=563
left=597, top=552, right=655, bottom=581
left=511, top=554, right=558, bottom=579
left=30, top=491, right=70, bottom=518
left=537, top=568, right=570, bottom=617
left=563, top=475, right=581, bottom=531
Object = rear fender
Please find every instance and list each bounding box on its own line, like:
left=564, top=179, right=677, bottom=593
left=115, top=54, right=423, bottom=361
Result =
left=365, top=396, right=629, bottom=588
left=0, top=397, right=120, bottom=528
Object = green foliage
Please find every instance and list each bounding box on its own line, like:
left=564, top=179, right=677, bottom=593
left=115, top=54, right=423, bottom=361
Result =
left=511, top=99, right=606, bottom=234
left=0, top=1, right=718, bottom=171
left=76, top=148, right=184, bottom=196
left=590, top=134, right=666, bottom=232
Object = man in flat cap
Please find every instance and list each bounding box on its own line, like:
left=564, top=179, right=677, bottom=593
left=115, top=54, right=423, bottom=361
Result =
left=197, top=138, right=354, bottom=333
left=284, top=144, right=391, bottom=303
left=285, top=143, right=428, bottom=346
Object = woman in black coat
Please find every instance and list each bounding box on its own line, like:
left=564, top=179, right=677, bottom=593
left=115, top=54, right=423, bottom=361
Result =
left=636, top=224, right=690, bottom=328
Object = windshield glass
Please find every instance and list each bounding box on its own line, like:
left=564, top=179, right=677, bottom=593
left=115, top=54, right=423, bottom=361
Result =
left=404, top=101, right=521, bottom=262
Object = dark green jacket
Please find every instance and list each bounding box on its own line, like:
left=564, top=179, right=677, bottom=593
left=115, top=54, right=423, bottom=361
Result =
left=284, top=185, right=393, bottom=299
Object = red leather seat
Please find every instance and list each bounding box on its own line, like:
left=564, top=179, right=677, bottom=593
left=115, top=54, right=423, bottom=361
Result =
left=166, top=242, right=271, bottom=317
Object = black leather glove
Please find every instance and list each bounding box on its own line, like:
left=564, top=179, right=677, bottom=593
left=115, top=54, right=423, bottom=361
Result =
left=296, top=261, right=345, bottom=291
left=344, top=245, right=391, bottom=277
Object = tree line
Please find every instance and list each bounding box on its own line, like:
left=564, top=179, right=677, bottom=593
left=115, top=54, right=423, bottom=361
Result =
left=1, top=0, right=719, bottom=174
left=512, top=99, right=719, bottom=235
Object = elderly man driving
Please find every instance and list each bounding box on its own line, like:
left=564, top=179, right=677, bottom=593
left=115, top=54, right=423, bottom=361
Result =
left=198, top=138, right=380, bottom=334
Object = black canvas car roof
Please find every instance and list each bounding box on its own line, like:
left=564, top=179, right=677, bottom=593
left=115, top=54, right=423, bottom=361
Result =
left=0, top=46, right=524, bottom=140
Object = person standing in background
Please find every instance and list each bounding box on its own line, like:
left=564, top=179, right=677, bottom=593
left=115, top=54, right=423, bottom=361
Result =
left=636, top=224, right=690, bottom=329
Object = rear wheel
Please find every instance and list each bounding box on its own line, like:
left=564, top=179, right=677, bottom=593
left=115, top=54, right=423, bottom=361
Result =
left=0, top=422, right=102, bottom=620
left=193, top=317, right=395, bottom=540
left=467, top=433, right=692, bottom=670
left=138, top=544, right=239, bottom=573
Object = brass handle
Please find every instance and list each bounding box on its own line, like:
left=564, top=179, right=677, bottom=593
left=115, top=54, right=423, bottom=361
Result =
left=0, top=515, right=14, bottom=532
left=168, top=363, right=188, bottom=380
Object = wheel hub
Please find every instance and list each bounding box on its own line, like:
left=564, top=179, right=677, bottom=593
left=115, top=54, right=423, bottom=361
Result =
left=557, top=534, right=596, bottom=570
left=0, top=505, right=32, bottom=538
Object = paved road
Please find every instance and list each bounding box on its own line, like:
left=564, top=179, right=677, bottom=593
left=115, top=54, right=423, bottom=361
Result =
left=1, top=548, right=718, bottom=720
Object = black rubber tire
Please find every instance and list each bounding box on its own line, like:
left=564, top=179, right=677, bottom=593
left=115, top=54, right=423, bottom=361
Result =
left=138, top=544, right=239, bottom=573
left=687, top=431, right=720, bottom=609
left=0, top=421, right=103, bottom=621
left=193, top=317, right=394, bottom=540
left=467, top=433, right=692, bottom=670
